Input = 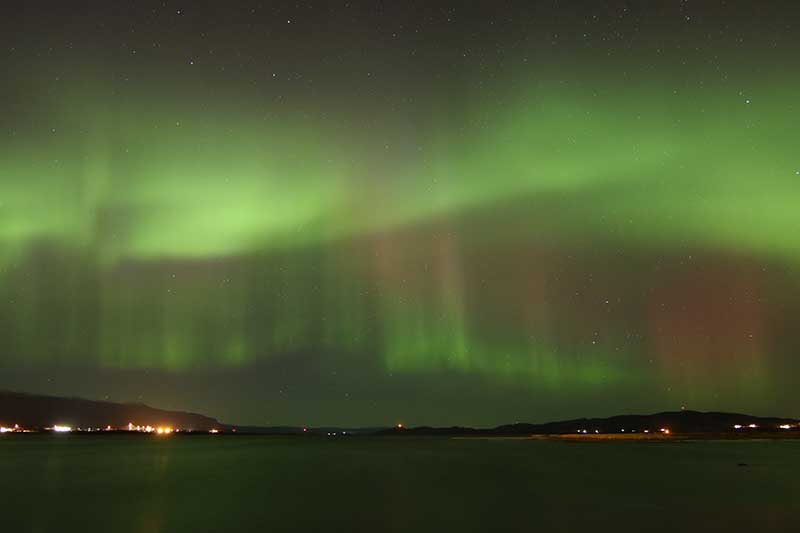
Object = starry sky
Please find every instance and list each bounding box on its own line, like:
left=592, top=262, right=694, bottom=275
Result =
left=1, top=1, right=799, bottom=427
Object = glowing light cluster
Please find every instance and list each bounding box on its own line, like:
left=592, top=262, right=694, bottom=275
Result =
left=0, top=424, right=33, bottom=433
left=122, top=423, right=178, bottom=434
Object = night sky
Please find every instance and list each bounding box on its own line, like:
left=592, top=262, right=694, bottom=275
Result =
left=1, top=1, right=799, bottom=427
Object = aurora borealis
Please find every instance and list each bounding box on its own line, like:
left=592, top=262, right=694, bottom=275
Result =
left=1, top=1, right=799, bottom=426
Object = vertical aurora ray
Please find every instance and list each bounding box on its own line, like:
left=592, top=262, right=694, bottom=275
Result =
left=1, top=0, right=799, bottom=424
left=1, top=81, right=798, bottom=389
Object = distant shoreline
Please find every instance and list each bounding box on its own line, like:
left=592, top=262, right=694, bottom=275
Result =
left=3, top=390, right=798, bottom=438
left=3, top=431, right=800, bottom=442
left=463, top=432, right=800, bottom=441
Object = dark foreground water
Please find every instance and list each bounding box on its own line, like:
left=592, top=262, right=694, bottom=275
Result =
left=1, top=435, right=798, bottom=532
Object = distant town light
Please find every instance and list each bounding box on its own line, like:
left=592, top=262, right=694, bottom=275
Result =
left=748, top=424, right=757, bottom=429
left=734, top=424, right=743, bottom=429
left=53, top=425, right=72, bottom=433
left=0, top=427, right=14, bottom=433
left=209, top=429, right=220, bottom=434
left=779, top=424, right=792, bottom=430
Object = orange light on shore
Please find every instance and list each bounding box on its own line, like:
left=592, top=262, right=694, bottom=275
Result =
left=209, top=429, right=220, bottom=434
left=125, top=423, right=177, bottom=433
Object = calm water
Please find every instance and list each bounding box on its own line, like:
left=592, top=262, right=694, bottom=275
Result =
left=1, top=435, right=798, bottom=532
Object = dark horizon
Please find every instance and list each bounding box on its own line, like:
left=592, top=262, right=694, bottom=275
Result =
left=2, top=389, right=799, bottom=437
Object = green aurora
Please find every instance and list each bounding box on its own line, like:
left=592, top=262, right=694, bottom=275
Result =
left=1, top=1, right=799, bottom=425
